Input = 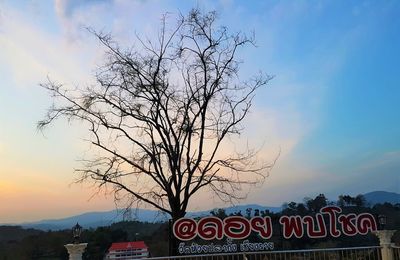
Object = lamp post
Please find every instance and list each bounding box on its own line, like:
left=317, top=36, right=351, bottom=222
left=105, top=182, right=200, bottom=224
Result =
left=65, top=223, right=87, bottom=260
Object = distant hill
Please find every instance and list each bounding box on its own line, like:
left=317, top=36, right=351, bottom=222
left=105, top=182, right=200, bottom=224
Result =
left=20, top=208, right=167, bottom=231
left=10, top=190, right=399, bottom=231
left=18, top=204, right=280, bottom=231
left=363, top=191, right=400, bottom=205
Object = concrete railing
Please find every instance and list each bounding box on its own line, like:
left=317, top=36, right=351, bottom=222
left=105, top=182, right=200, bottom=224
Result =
left=147, top=246, right=383, bottom=260
left=65, top=230, right=399, bottom=260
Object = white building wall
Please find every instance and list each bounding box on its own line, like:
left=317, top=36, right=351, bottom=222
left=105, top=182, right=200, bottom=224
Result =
left=106, top=248, right=149, bottom=260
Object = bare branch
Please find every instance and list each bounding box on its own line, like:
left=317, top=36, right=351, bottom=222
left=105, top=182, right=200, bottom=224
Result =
left=39, top=8, right=274, bottom=221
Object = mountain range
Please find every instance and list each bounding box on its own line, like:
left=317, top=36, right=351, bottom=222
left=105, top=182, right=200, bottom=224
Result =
left=10, top=190, right=400, bottom=231
left=19, top=204, right=281, bottom=231
left=363, top=191, right=400, bottom=205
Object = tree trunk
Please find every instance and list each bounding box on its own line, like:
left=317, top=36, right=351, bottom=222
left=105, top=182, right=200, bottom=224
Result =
left=169, top=211, right=186, bottom=256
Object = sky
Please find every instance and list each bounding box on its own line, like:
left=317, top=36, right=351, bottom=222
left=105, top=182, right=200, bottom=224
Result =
left=0, top=0, right=399, bottom=224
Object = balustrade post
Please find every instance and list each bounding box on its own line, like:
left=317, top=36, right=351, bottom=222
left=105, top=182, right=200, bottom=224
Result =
left=64, top=243, right=88, bottom=260
left=373, top=230, right=396, bottom=260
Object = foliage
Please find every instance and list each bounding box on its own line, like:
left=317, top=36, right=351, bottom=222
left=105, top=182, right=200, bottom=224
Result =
left=1, top=196, right=398, bottom=258
left=0, top=221, right=164, bottom=259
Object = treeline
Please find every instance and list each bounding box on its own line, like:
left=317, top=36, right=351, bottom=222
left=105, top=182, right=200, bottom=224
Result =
left=209, top=194, right=399, bottom=249
left=0, top=221, right=167, bottom=260
left=0, top=194, right=399, bottom=259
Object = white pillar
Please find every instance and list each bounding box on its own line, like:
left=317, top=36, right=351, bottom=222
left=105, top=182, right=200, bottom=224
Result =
left=65, top=243, right=88, bottom=260
left=373, top=230, right=396, bottom=260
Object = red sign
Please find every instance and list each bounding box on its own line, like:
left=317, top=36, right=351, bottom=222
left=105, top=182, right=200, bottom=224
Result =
left=173, top=206, right=377, bottom=241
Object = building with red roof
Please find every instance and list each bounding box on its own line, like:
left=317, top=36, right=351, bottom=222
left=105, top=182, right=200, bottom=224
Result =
left=106, top=241, right=149, bottom=260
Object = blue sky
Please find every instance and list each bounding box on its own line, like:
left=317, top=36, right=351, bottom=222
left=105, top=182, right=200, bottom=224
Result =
left=0, top=0, right=399, bottom=223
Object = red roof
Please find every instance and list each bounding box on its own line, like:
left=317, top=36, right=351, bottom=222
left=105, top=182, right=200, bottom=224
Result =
left=109, top=241, right=148, bottom=251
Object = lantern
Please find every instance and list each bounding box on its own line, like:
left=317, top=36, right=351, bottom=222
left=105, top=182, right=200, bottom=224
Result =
left=72, top=223, right=83, bottom=244
left=378, top=215, right=387, bottom=230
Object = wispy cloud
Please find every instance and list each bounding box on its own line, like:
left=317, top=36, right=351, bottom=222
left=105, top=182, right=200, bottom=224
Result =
left=0, top=0, right=333, bottom=211
left=0, top=4, right=105, bottom=87
left=357, top=151, right=400, bottom=172
left=0, top=0, right=398, bottom=221
left=54, top=0, right=115, bottom=42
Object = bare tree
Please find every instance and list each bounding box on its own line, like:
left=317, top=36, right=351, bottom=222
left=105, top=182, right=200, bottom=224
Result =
left=39, top=9, right=273, bottom=225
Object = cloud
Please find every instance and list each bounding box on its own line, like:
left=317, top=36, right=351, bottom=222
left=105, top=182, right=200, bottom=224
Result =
left=284, top=151, right=400, bottom=202
left=347, top=151, right=400, bottom=193
left=54, top=0, right=107, bottom=19
left=52, top=0, right=170, bottom=45
left=0, top=170, right=114, bottom=223
left=0, top=141, right=3, bottom=156
left=2, top=0, right=390, bottom=220
left=0, top=35, right=48, bottom=87
left=358, top=151, right=400, bottom=172
left=0, top=5, right=103, bottom=87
